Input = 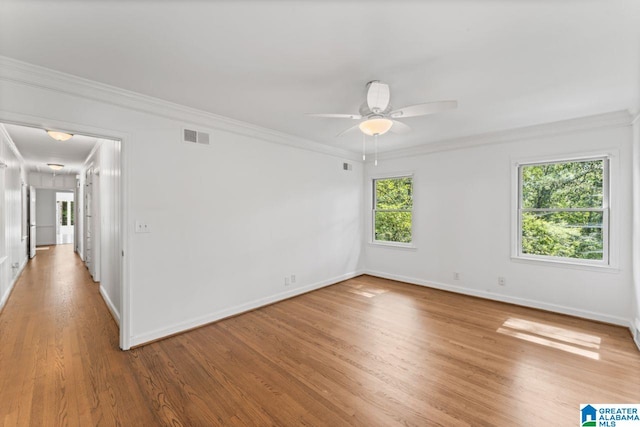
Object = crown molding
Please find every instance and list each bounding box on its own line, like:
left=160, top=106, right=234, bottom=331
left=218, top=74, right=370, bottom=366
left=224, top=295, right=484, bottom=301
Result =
left=1, top=55, right=634, bottom=164
left=376, top=110, right=634, bottom=162
left=0, top=56, right=360, bottom=162
left=0, top=123, right=26, bottom=165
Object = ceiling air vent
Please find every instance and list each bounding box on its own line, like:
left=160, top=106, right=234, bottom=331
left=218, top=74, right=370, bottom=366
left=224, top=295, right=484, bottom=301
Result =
left=343, top=162, right=352, bottom=171
left=183, top=128, right=210, bottom=145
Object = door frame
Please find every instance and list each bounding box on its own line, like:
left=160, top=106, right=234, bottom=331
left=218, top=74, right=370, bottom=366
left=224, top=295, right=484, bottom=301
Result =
left=0, top=164, right=6, bottom=292
left=0, top=112, right=131, bottom=350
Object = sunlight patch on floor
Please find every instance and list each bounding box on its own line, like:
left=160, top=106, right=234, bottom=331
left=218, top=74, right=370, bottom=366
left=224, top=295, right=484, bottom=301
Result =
left=497, top=317, right=601, bottom=360
left=344, top=283, right=389, bottom=299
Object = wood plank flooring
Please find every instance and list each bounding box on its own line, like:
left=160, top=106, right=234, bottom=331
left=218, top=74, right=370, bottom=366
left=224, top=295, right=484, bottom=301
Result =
left=1, top=245, right=639, bottom=426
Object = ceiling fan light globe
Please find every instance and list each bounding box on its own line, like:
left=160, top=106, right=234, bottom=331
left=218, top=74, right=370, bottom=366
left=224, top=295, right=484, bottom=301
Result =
left=359, top=118, right=393, bottom=136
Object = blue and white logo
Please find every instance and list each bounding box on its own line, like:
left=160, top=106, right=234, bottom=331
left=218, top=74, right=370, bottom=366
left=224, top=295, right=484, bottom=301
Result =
left=581, top=404, right=640, bottom=427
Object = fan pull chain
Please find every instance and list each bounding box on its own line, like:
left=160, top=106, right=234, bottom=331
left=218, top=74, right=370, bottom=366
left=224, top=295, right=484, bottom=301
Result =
left=374, top=134, right=378, bottom=166
left=362, top=133, right=366, bottom=161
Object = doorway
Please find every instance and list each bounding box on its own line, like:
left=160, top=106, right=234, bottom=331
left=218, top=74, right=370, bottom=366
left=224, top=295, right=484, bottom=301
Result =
left=56, top=191, right=74, bottom=245
left=0, top=120, right=126, bottom=349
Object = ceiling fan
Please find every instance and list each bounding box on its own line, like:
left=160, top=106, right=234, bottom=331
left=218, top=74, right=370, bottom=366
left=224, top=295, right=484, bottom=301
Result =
left=306, top=80, right=457, bottom=137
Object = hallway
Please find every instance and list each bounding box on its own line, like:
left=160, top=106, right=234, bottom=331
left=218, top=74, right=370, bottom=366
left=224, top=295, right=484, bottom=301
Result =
left=0, top=245, right=155, bottom=425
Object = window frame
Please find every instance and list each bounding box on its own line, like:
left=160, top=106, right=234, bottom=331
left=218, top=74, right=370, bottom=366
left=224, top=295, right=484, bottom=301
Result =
left=514, top=155, right=611, bottom=267
left=372, top=174, right=414, bottom=247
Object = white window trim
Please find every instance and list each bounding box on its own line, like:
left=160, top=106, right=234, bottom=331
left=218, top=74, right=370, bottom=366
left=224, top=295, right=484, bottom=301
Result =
left=511, top=151, right=619, bottom=269
left=370, top=173, right=416, bottom=248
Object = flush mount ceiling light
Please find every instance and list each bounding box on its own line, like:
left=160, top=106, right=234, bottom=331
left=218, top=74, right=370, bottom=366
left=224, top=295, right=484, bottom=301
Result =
left=47, top=163, right=64, bottom=171
left=358, top=117, right=393, bottom=136
left=46, top=130, right=73, bottom=141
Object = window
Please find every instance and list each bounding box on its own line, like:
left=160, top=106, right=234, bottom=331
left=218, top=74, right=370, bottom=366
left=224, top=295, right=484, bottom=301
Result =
left=59, top=200, right=74, bottom=226
left=517, top=157, right=609, bottom=265
left=373, top=176, right=413, bottom=244
left=61, top=201, right=68, bottom=226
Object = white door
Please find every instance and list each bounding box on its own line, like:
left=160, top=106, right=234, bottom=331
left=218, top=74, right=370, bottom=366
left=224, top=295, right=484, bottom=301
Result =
left=29, top=186, right=36, bottom=258
left=0, top=166, right=6, bottom=291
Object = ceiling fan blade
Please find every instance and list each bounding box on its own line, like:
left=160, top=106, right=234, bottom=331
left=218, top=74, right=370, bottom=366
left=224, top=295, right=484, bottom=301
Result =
left=390, top=100, right=457, bottom=119
left=336, top=124, right=360, bottom=137
left=306, top=113, right=362, bottom=119
left=366, top=81, right=390, bottom=113
left=390, top=120, right=411, bottom=134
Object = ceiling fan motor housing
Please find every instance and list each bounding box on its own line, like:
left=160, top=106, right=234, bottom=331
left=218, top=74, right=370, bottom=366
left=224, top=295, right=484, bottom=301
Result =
left=366, top=81, right=391, bottom=114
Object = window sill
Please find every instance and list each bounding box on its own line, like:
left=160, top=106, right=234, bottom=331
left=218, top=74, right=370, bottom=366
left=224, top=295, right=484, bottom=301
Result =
left=511, top=256, right=619, bottom=273
left=368, top=241, right=417, bottom=250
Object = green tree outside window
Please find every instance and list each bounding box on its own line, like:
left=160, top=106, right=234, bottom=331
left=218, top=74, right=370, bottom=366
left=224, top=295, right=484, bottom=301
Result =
left=374, top=177, right=413, bottom=244
left=519, top=158, right=608, bottom=262
left=61, top=201, right=68, bottom=226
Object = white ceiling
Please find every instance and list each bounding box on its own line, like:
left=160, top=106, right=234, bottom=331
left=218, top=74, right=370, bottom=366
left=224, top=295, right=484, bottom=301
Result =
left=1, top=1, right=639, bottom=154
left=2, top=123, right=99, bottom=175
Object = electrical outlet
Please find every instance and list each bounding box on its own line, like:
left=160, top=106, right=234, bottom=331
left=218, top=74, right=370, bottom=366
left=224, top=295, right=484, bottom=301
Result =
left=498, top=276, right=506, bottom=286
left=284, top=277, right=290, bottom=286
left=291, top=274, right=296, bottom=284
left=135, top=221, right=151, bottom=233
left=453, top=272, right=460, bottom=280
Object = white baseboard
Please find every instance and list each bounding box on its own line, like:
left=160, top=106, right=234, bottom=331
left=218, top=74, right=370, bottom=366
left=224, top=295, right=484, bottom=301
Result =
left=0, top=283, right=11, bottom=312
left=633, top=318, right=640, bottom=351
left=130, top=270, right=364, bottom=347
left=365, top=270, right=631, bottom=327
left=100, top=286, right=120, bottom=326
left=36, top=241, right=56, bottom=246
left=0, top=256, right=28, bottom=312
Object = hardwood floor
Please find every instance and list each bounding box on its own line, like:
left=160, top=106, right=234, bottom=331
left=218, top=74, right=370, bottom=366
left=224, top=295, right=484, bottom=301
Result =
left=1, top=245, right=639, bottom=426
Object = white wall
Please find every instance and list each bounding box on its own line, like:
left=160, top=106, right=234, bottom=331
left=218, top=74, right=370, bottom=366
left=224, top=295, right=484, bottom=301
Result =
left=83, top=139, right=122, bottom=324
left=130, top=132, right=363, bottom=343
left=35, top=189, right=57, bottom=246
left=632, top=117, right=640, bottom=347
left=0, top=125, right=27, bottom=312
left=29, top=172, right=76, bottom=190
left=364, top=124, right=633, bottom=326
left=0, top=59, right=364, bottom=347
